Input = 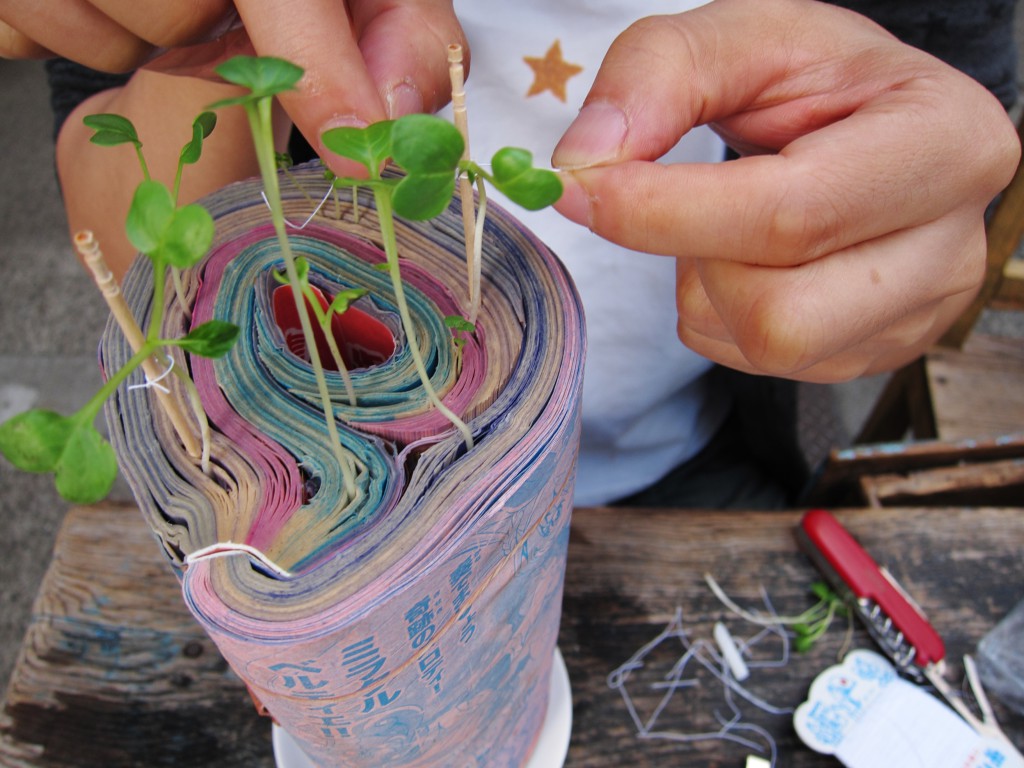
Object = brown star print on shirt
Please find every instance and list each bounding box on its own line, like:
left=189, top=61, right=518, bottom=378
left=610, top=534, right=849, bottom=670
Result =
left=523, top=40, right=583, bottom=102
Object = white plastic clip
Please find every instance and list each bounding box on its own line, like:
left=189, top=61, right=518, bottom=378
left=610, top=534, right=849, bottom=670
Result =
left=714, top=621, right=751, bottom=682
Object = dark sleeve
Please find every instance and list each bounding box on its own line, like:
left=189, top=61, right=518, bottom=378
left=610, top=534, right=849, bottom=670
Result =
left=824, top=0, right=1018, bottom=110
left=43, top=58, right=133, bottom=141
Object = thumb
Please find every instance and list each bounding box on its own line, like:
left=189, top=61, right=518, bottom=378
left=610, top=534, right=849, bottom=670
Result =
left=549, top=0, right=1015, bottom=267
left=551, top=0, right=898, bottom=170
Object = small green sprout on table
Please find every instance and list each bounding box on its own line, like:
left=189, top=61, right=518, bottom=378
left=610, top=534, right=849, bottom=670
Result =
left=705, top=573, right=851, bottom=654
left=791, top=580, right=851, bottom=652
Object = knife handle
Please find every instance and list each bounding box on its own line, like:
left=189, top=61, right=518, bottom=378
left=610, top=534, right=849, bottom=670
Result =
left=798, top=509, right=946, bottom=670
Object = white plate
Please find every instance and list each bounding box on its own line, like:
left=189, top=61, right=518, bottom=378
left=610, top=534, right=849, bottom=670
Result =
left=273, top=647, right=572, bottom=768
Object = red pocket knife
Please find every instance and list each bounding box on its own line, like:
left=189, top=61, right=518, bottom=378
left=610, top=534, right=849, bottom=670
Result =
left=796, top=508, right=945, bottom=678
left=797, top=509, right=1024, bottom=755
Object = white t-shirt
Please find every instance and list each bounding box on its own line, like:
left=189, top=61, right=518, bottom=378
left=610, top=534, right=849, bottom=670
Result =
left=446, top=0, right=730, bottom=506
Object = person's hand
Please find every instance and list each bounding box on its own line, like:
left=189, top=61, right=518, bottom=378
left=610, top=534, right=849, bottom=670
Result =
left=551, top=0, right=1021, bottom=382
left=0, top=0, right=466, bottom=164
left=0, top=0, right=238, bottom=66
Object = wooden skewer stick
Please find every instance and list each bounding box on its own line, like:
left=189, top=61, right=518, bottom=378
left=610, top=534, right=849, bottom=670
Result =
left=75, top=230, right=202, bottom=459
left=448, top=43, right=481, bottom=322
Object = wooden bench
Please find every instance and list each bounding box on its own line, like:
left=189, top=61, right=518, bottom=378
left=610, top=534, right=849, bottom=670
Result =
left=3, top=504, right=1022, bottom=766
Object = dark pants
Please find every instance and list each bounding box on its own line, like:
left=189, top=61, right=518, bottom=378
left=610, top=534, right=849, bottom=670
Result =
left=612, top=369, right=808, bottom=510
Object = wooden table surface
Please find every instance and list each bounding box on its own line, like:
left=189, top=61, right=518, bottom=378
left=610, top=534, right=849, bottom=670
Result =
left=1, top=504, right=1021, bottom=767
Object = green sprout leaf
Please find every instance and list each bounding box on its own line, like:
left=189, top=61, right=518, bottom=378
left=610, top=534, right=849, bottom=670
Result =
left=272, top=256, right=311, bottom=287
left=160, top=203, right=215, bottom=268
left=321, top=121, right=395, bottom=174
left=55, top=422, right=118, bottom=503
left=390, top=115, right=464, bottom=173
left=179, top=111, right=217, bottom=166
left=126, top=181, right=213, bottom=267
left=85, top=112, right=151, bottom=180
left=275, top=151, right=294, bottom=170
left=0, top=409, right=117, bottom=504
left=209, top=56, right=304, bottom=108
left=444, top=314, right=476, bottom=350
left=793, top=634, right=817, bottom=654
left=327, top=288, right=368, bottom=318
left=389, top=115, right=463, bottom=220
left=83, top=113, right=141, bottom=148
left=174, top=320, right=241, bottom=358
left=810, top=581, right=835, bottom=602
left=321, top=116, right=466, bottom=220
left=294, top=257, right=311, bottom=283
left=126, top=180, right=175, bottom=254
left=490, top=147, right=562, bottom=210
left=392, top=174, right=457, bottom=220
left=444, top=315, right=476, bottom=334
left=0, top=409, right=73, bottom=473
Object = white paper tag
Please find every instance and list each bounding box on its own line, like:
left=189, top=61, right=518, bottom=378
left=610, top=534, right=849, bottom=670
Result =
left=794, top=650, right=1023, bottom=768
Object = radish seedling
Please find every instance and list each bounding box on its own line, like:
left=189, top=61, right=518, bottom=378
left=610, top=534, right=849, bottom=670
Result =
left=0, top=179, right=238, bottom=503
left=208, top=55, right=362, bottom=503
left=321, top=113, right=561, bottom=448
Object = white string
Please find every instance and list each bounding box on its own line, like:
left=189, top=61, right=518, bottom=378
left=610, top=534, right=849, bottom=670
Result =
left=740, top=588, right=794, bottom=671
left=606, top=603, right=790, bottom=767
left=704, top=572, right=820, bottom=626
left=261, top=184, right=334, bottom=230
left=128, top=354, right=174, bottom=395
left=963, top=655, right=996, bottom=725
left=186, top=541, right=294, bottom=579
left=471, top=162, right=559, bottom=173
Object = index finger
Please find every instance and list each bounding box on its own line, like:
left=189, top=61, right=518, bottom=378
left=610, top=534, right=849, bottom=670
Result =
left=0, top=0, right=154, bottom=70
left=235, top=0, right=464, bottom=167
left=0, top=19, right=54, bottom=59
left=235, top=0, right=387, bottom=162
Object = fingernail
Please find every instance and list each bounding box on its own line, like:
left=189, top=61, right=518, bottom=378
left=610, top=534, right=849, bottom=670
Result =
left=318, top=115, right=370, bottom=177
left=552, top=172, right=593, bottom=228
left=319, top=114, right=369, bottom=138
left=385, top=81, right=423, bottom=119
left=552, top=101, right=628, bottom=170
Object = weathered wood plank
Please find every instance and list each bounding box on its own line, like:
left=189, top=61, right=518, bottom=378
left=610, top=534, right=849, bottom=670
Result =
left=861, top=458, right=1024, bottom=506
left=560, top=507, right=1024, bottom=767
left=0, top=503, right=272, bottom=768
left=2, top=505, right=1022, bottom=767
left=992, top=262, right=1024, bottom=310
left=928, top=345, right=1024, bottom=441
left=804, top=433, right=1024, bottom=506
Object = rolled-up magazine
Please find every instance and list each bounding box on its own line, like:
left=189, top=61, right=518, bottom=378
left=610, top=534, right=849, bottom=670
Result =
left=100, top=162, right=586, bottom=767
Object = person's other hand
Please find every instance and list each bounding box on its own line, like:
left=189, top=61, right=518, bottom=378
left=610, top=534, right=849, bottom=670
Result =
left=0, top=0, right=238, bottom=67
left=0, top=0, right=465, bottom=165
left=551, top=0, right=1020, bottom=382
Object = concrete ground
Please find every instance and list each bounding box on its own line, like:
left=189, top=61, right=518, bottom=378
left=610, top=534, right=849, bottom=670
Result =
left=0, top=59, right=131, bottom=694
left=1, top=14, right=1022, bottom=697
